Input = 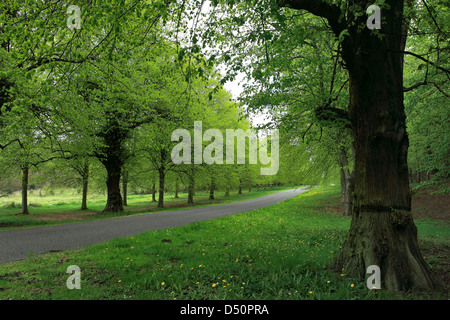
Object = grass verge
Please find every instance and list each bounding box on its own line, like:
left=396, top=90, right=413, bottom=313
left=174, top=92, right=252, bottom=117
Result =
left=0, top=186, right=447, bottom=300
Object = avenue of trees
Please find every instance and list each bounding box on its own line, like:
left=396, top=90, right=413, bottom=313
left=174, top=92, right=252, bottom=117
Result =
left=0, top=0, right=448, bottom=293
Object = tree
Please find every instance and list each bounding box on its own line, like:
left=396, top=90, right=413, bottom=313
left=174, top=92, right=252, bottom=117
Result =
left=138, top=120, right=180, bottom=208
left=1, top=0, right=177, bottom=212
left=196, top=0, right=445, bottom=291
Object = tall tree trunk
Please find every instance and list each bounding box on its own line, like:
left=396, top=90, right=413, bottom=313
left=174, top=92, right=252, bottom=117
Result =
left=158, top=168, right=165, bottom=208
left=187, top=172, right=194, bottom=204
left=20, top=164, right=29, bottom=215
left=81, top=161, right=89, bottom=211
left=152, top=180, right=157, bottom=202
left=330, top=0, right=438, bottom=291
left=98, top=119, right=126, bottom=213
left=209, top=176, right=215, bottom=200
left=238, top=179, right=243, bottom=195
left=122, top=170, right=128, bottom=207
left=102, top=161, right=123, bottom=212
left=174, top=177, right=179, bottom=198
left=340, top=168, right=345, bottom=202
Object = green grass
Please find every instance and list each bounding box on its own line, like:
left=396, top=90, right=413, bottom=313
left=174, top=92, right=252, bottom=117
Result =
left=0, top=186, right=292, bottom=230
left=0, top=186, right=447, bottom=300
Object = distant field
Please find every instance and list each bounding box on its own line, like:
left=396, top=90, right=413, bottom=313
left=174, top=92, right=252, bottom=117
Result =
left=0, top=186, right=294, bottom=229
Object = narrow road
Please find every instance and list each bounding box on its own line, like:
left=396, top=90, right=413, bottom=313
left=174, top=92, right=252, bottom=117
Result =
left=0, top=187, right=308, bottom=264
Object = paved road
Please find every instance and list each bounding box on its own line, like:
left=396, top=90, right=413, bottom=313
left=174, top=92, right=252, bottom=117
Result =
left=0, top=187, right=308, bottom=264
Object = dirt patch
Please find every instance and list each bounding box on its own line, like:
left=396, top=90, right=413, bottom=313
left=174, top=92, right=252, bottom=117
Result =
left=412, top=186, right=450, bottom=221
left=325, top=196, right=345, bottom=216
left=326, top=187, right=450, bottom=222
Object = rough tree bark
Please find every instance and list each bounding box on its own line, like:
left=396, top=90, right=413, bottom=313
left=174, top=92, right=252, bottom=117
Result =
left=103, top=161, right=123, bottom=212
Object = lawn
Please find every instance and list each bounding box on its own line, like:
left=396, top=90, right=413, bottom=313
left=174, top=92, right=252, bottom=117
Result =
left=0, top=186, right=448, bottom=300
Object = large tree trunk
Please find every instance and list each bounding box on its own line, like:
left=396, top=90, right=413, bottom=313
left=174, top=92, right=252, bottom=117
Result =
left=99, top=120, right=126, bottom=213
left=20, top=164, right=29, bottom=215
left=103, top=162, right=123, bottom=212
left=329, top=1, right=438, bottom=291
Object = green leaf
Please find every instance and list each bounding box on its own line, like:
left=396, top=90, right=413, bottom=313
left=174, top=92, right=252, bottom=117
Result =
left=338, top=29, right=349, bottom=43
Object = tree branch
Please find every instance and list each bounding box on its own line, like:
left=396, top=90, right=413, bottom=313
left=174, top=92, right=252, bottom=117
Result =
left=0, top=138, right=21, bottom=150
left=400, top=50, right=450, bottom=75
left=277, top=0, right=345, bottom=36
left=403, top=80, right=449, bottom=98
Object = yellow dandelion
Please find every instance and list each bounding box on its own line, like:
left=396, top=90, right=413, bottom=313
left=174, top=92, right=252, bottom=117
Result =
left=161, top=282, right=165, bottom=286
